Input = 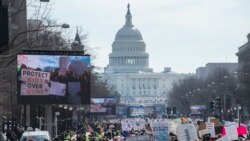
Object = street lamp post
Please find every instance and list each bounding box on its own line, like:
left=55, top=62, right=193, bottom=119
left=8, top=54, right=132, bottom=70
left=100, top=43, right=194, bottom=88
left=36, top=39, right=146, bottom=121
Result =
left=40, top=0, right=50, bottom=2
left=234, top=104, right=241, bottom=126
left=223, top=76, right=228, bottom=121
left=41, top=24, right=70, bottom=29
left=10, top=79, right=14, bottom=129
left=54, top=111, right=60, bottom=137
left=58, top=105, right=63, bottom=133
left=69, top=107, right=73, bottom=129
left=63, top=105, right=68, bottom=130
left=237, top=104, right=242, bottom=127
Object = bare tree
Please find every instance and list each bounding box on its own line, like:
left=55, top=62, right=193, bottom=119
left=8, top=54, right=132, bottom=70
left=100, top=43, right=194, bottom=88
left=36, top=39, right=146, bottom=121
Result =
left=1, top=0, right=119, bottom=125
left=168, top=76, right=205, bottom=115
left=168, top=68, right=237, bottom=116
left=0, top=0, right=73, bottom=124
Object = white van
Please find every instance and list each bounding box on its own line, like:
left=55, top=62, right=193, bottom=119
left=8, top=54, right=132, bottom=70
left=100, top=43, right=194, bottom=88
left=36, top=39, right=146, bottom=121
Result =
left=20, top=131, right=51, bottom=141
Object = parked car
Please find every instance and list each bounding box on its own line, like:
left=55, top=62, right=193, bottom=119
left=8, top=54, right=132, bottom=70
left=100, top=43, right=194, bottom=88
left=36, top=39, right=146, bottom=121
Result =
left=20, top=131, right=51, bottom=141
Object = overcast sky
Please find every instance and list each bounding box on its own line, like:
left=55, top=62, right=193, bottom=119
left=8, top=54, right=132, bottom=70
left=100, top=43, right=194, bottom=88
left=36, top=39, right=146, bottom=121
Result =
left=42, top=0, right=250, bottom=73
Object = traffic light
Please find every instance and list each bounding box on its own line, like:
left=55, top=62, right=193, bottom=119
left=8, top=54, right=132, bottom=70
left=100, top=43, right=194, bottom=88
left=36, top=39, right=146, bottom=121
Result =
left=167, top=107, right=171, bottom=114
left=216, top=97, right=222, bottom=110
left=172, top=107, right=177, bottom=115
left=210, top=101, right=215, bottom=111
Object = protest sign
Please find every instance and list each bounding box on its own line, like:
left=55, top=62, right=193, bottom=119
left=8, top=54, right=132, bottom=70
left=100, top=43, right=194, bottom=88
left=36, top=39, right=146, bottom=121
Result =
left=139, top=119, right=146, bottom=130
left=237, top=125, right=248, bottom=137
left=50, top=81, right=66, bottom=96
left=215, top=135, right=230, bottom=141
left=152, top=122, right=168, bottom=141
left=206, top=122, right=215, bottom=137
left=177, top=123, right=198, bottom=141
left=121, top=120, right=133, bottom=131
left=21, top=69, right=50, bottom=96
left=224, top=121, right=237, bottom=127
left=223, top=125, right=238, bottom=140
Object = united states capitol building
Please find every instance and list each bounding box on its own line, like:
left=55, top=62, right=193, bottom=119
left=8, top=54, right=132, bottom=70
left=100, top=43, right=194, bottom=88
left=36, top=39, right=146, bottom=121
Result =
left=101, top=4, right=189, bottom=106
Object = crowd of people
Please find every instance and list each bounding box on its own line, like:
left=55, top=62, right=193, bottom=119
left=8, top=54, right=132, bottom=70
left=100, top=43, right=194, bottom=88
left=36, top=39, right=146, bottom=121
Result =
left=2, top=117, right=250, bottom=141
left=55, top=121, right=124, bottom=141
left=1, top=127, right=25, bottom=141
left=57, top=118, right=250, bottom=141
left=52, top=118, right=250, bottom=141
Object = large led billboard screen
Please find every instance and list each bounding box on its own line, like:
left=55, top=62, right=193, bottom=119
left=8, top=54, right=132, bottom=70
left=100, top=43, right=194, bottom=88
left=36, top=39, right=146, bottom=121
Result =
left=129, top=106, right=154, bottom=117
left=190, top=105, right=207, bottom=115
left=90, top=98, right=116, bottom=115
left=17, top=53, right=91, bottom=104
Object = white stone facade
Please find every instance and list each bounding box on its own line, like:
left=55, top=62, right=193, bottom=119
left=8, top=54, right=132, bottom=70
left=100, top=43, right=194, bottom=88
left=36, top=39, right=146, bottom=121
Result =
left=101, top=72, right=187, bottom=105
left=101, top=4, right=188, bottom=105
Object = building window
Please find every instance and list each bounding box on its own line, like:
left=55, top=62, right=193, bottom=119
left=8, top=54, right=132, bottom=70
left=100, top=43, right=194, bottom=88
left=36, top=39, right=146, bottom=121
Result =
left=132, top=78, right=136, bottom=89
left=147, top=79, right=151, bottom=89
left=154, top=79, right=157, bottom=89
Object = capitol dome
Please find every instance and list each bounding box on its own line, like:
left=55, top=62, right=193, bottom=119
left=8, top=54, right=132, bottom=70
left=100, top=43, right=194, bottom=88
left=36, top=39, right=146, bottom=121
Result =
left=115, top=27, right=143, bottom=41
left=104, top=4, right=153, bottom=73
left=115, top=4, right=143, bottom=41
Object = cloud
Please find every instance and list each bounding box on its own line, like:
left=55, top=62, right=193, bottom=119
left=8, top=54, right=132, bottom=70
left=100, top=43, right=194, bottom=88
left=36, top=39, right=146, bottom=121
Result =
left=27, top=55, right=59, bottom=70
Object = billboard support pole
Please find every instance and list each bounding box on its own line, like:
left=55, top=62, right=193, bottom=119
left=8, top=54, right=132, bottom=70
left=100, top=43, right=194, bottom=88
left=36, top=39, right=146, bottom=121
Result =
left=55, top=116, right=58, bottom=137
left=39, top=117, right=42, bottom=130
left=10, top=78, right=13, bottom=127
left=25, top=105, right=30, bottom=126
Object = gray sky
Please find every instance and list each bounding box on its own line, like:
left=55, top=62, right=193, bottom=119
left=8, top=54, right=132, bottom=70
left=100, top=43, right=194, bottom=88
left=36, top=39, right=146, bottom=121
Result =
left=48, top=0, right=250, bottom=73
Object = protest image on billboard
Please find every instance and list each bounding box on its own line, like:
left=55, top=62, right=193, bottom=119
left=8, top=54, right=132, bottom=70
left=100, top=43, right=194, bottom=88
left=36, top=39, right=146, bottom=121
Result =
left=129, top=106, right=154, bottom=117
left=90, top=98, right=116, bottom=115
left=153, top=104, right=166, bottom=113
left=190, top=105, right=207, bottom=115
left=17, top=54, right=91, bottom=104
